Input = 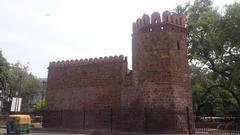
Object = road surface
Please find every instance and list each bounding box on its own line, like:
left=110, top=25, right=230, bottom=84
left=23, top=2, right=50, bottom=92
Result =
left=0, top=128, right=86, bottom=135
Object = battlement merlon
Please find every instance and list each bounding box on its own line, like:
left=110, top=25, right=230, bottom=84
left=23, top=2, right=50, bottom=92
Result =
left=49, top=55, right=127, bottom=68
left=132, top=11, right=186, bottom=34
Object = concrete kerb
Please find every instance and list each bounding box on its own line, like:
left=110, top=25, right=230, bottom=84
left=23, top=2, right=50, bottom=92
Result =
left=31, top=128, right=192, bottom=135
left=31, top=127, right=85, bottom=134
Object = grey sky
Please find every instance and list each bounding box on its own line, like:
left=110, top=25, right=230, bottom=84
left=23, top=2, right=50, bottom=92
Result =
left=0, top=0, right=237, bottom=78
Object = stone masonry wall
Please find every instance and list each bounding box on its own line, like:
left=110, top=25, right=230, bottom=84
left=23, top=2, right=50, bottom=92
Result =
left=44, top=55, right=127, bottom=129
left=44, top=11, right=195, bottom=134
left=131, top=11, right=194, bottom=133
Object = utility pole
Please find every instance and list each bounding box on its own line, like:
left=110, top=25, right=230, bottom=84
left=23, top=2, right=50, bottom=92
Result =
left=41, top=80, right=46, bottom=102
left=41, top=80, right=46, bottom=123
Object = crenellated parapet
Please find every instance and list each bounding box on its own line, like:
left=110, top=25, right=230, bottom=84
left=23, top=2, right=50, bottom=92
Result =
left=133, top=11, right=186, bottom=34
left=49, top=55, right=127, bottom=68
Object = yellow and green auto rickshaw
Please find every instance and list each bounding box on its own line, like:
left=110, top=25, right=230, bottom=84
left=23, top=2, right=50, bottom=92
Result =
left=6, top=114, right=31, bottom=134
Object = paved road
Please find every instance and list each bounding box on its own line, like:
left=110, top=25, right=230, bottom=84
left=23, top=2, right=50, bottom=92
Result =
left=0, top=128, right=86, bottom=135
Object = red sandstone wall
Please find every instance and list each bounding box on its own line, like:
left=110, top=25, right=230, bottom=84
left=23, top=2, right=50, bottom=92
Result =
left=44, top=55, right=127, bottom=129
left=131, top=11, right=194, bottom=133
left=44, top=11, right=194, bottom=134
left=121, top=72, right=143, bottom=132
left=46, top=55, right=127, bottom=110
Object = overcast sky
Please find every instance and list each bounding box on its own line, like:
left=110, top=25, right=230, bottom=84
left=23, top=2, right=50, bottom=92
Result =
left=0, top=0, right=237, bottom=78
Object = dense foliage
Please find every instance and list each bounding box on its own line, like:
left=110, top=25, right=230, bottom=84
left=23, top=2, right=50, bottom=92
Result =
left=176, top=0, right=240, bottom=116
left=0, top=51, right=43, bottom=113
left=0, top=51, right=9, bottom=92
left=34, top=99, right=45, bottom=113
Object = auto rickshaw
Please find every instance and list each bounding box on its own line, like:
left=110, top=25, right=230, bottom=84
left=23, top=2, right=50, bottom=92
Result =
left=6, top=114, right=31, bottom=134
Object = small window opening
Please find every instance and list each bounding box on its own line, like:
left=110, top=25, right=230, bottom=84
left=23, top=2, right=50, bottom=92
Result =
left=154, top=18, right=157, bottom=23
left=166, top=16, right=169, bottom=22
left=175, top=19, right=178, bottom=24
left=177, top=41, right=180, bottom=50
left=171, top=17, right=173, bottom=23
left=179, top=18, right=182, bottom=25
left=172, top=27, right=174, bottom=30
left=144, top=20, right=146, bottom=25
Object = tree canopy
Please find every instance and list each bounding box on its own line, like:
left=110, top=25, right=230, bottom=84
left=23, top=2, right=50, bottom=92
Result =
left=0, top=51, right=43, bottom=113
left=0, top=51, right=9, bottom=93
left=176, top=0, right=240, bottom=116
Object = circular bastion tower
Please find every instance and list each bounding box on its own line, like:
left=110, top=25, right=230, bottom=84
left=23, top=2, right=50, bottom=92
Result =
left=132, top=11, right=195, bottom=133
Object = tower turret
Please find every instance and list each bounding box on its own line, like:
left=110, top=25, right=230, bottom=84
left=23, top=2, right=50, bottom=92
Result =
left=132, top=11, right=194, bottom=133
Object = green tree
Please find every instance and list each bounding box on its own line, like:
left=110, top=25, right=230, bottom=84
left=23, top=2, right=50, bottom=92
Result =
left=0, top=52, right=43, bottom=113
left=7, top=62, right=42, bottom=112
left=0, top=51, right=10, bottom=112
left=33, top=99, right=45, bottom=113
left=191, top=65, right=238, bottom=116
left=0, top=51, right=10, bottom=94
left=176, top=0, right=240, bottom=116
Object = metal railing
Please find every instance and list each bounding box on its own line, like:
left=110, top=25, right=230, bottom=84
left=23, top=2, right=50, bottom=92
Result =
left=195, top=116, right=240, bottom=134
left=43, top=107, right=194, bottom=134
left=42, top=108, right=240, bottom=134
